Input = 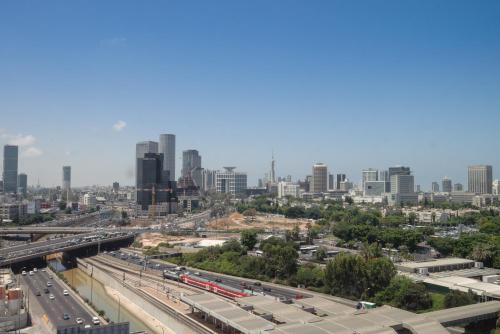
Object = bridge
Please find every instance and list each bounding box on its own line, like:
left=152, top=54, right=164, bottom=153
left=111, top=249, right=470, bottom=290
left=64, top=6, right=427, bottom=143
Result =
left=0, top=227, right=95, bottom=235
left=0, top=231, right=137, bottom=266
left=426, top=300, right=500, bottom=327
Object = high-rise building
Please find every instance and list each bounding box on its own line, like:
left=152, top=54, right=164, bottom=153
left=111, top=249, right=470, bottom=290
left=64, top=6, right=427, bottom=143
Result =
left=454, top=183, right=464, bottom=192
left=468, top=165, right=493, bottom=194
left=3, top=145, right=18, bottom=194
left=442, top=177, right=452, bottom=193
left=277, top=182, right=300, bottom=198
left=112, top=182, right=119, bottom=193
left=182, top=150, right=202, bottom=178
left=336, top=174, right=346, bottom=190
left=215, top=167, right=247, bottom=196
left=493, top=180, right=500, bottom=196
left=136, top=153, right=177, bottom=211
left=364, top=181, right=386, bottom=196
left=62, top=166, right=71, bottom=193
left=270, top=154, right=276, bottom=184
left=379, top=170, right=390, bottom=193
left=136, top=141, right=158, bottom=159
left=388, top=166, right=411, bottom=194
left=311, top=163, right=328, bottom=193
left=159, top=134, right=176, bottom=182
left=362, top=168, right=378, bottom=190
left=432, top=182, right=440, bottom=193
left=201, top=169, right=217, bottom=192
left=390, top=172, right=418, bottom=206
left=328, top=174, right=334, bottom=191
left=17, top=173, right=27, bottom=197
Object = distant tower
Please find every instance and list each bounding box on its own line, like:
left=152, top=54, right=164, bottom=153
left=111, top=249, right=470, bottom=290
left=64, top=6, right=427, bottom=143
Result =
left=442, top=177, right=452, bottom=193
left=468, top=165, right=493, bottom=194
left=17, top=173, right=27, bottom=197
left=311, top=163, right=328, bottom=193
left=3, top=145, right=18, bottom=194
left=62, top=166, right=71, bottom=192
left=270, top=152, right=276, bottom=184
left=159, top=134, right=176, bottom=181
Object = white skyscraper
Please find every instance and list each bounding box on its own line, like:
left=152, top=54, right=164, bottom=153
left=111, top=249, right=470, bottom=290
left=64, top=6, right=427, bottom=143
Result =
left=311, top=163, right=328, bottom=193
left=159, top=134, right=176, bottom=181
left=468, top=165, right=493, bottom=194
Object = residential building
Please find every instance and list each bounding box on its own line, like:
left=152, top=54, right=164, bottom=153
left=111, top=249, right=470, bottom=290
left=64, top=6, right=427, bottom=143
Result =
left=215, top=167, right=247, bottom=196
left=2, top=145, right=18, bottom=194
left=277, top=182, right=301, bottom=198
left=493, top=180, right=500, bottom=196
left=311, top=163, right=328, bottom=193
left=339, top=180, right=353, bottom=192
left=450, top=192, right=476, bottom=204
left=136, top=152, right=177, bottom=212
left=468, top=165, right=493, bottom=194
left=17, top=173, right=27, bottom=197
left=432, top=182, right=440, bottom=193
left=159, top=134, right=176, bottom=181
left=0, top=203, right=27, bottom=222
left=82, top=193, right=97, bottom=208
left=442, top=177, right=452, bottom=193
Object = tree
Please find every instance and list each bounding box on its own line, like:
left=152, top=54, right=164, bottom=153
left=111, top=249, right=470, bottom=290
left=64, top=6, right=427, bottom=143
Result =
left=470, top=244, right=494, bottom=267
left=325, top=253, right=367, bottom=299
left=315, top=246, right=327, bottom=261
left=243, top=208, right=257, bottom=217
left=444, top=290, right=475, bottom=308
left=240, top=230, right=258, bottom=250
left=59, top=202, right=67, bottom=210
left=374, top=276, right=432, bottom=311
left=365, top=257, right=396, bottom=297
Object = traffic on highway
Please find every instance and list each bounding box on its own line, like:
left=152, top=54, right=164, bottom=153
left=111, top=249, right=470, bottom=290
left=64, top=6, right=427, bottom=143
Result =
left=20, top=267, right=98, bottom=328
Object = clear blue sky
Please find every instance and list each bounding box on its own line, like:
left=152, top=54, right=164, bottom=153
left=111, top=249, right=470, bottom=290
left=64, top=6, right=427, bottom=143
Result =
left=1, top=0, right=499, bottom=188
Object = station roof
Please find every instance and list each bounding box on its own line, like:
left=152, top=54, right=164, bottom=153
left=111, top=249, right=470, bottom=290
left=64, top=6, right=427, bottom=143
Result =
left=397, top=257, right=474, bottom=270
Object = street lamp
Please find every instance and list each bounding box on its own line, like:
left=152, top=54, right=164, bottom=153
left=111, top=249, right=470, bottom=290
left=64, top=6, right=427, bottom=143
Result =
left=113, top=293, right=121, bottom=323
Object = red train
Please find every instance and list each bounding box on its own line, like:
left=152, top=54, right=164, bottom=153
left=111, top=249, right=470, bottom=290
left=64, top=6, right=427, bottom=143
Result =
left=179, top=274, right=250, bottom=299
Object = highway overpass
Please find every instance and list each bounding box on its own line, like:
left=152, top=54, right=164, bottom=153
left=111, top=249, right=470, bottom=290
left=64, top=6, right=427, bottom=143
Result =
left=0, top=227, right=94, bottom=235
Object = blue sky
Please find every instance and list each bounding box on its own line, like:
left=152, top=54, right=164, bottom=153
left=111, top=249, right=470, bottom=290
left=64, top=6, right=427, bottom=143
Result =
left=0, top=0, right=499, bottom=188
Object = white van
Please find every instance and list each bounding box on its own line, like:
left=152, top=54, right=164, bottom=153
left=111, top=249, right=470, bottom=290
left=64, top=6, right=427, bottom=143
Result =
left=92, top=316, right=100, bottom=325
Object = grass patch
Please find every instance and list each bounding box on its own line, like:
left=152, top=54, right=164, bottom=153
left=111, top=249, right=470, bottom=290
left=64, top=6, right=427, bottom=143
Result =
left=417, top=292, right=445, bottom=313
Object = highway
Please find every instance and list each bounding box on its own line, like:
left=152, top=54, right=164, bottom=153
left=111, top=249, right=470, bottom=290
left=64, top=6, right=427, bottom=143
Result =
left=106, top=251, right=309, bottom=300
left=21, top=268, right=95, bottom=328
left=0, top=231, right=136, bottom=266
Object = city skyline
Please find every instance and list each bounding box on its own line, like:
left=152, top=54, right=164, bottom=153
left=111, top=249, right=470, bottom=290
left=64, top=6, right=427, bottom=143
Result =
left=1, top=1, right=499, bottom=186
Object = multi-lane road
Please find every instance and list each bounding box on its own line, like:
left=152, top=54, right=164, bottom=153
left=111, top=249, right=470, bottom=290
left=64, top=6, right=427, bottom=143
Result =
left=21, top=268, right=95, bottom=328
left=106, top=251, right=309, bottom=300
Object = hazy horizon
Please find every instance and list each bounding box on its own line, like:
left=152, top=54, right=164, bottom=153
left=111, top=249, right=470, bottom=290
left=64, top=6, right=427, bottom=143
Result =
left=1, top=1, right=499, bottom=188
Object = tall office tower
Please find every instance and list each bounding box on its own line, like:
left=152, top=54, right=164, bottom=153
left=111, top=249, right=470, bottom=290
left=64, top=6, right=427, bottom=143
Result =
left=269, top=153, right=276, bottom=184
left=311, top=163, right=328, bottom=193
left=388, top=166, right=411, bottom=193
left=416, top=185, right=421, bottom=193
left=182, top=150, right=202, bottom=177
left=468, top=165, right=493, bottom=194
left=112, top=182, right=119, bottom=193
left=390, top=173, right=417, bottom=205
left=136, top=141, right=158, bottom=188
left=159, top=134, right=176, bottom=181
left=442, top=177, right=452, bottom=193
left=136, top=153, right=176, bottom=211
left=328, top=174, right=334, bottom=191
left=362, top=168, right=378, bottom=190
left=215, top=167, right=247, bottom=196
left=62, top=166, right=71, bottom=193
left=379, top=170, right=390, bottom=193
left=493, top=180, right=500, bottom=196
left=2, top=145, right=18, bottom=193
left=286, top=175, right=292, bottom=182
left=336, top=174, right=346, bottom=190
left=17, top=173, right=27, bottom=197
left=454, top=183, right=464, bottom=192
left=432, top=182, right=440, bottom=193
left=136, top=141, right=158, bottom=159
left=0, top=180, right=3, bottom=193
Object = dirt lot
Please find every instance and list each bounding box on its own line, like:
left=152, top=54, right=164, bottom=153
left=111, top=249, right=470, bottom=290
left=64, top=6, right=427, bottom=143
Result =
left=207, top=212, right=312, bottom=231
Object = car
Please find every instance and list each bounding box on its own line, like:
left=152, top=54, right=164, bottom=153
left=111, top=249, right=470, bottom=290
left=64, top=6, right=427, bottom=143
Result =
left=253, top=281, right=262, bottom=286
left=44, top=288, right=49, bottom=294
left=194, top=272, right=201, bottom=276
left=92, top=316, right=100, bottom=325
left=47, top=282, right=52, bottom=287
left=49, top=294, right=55, bottom=300
left=21, top=271, right=27, bottom=276
left=29, top=271, right=34, bottom=276
left=63, top=290, right=69, bottom=296
left=49, top=275, right=53, bottom=279
left=33, top=268, right=38, bottom=272
left=263, top=287, right=272, bottom=292
left=41, top=268, right=46, bottom=272
left=214, top=278, right=222, bottom=283
left=63, top=313, right=70, bottom=320
left=76, top=317, right=83, bottom=324
left=35, top=291, right=41, bottom=296
left=84, top=325, right=91, bottom=329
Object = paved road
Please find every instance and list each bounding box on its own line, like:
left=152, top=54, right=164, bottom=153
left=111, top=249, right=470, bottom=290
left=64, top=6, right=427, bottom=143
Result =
left=21, top=268, right=94, bottom=328
left=107, top=251, right=307, bottom=300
